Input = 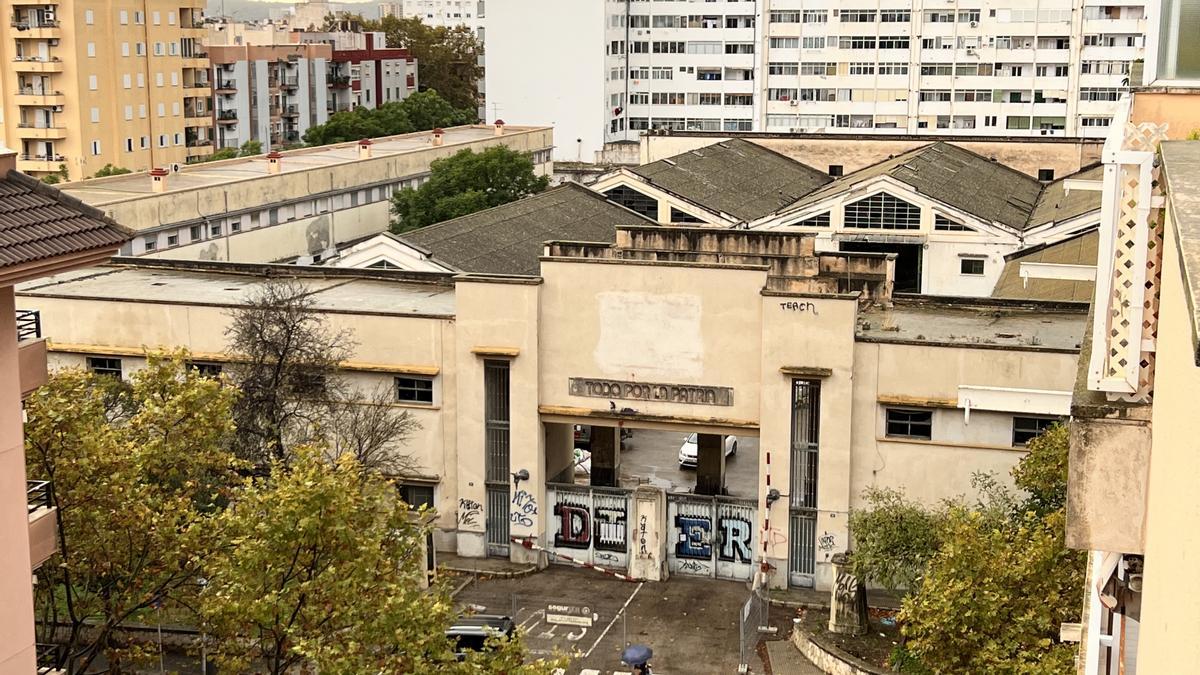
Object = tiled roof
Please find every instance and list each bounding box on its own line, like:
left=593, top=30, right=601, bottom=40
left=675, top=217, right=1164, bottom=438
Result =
left=629, top=138, right=832, bottom=221
left=400, top=183, right=654, bottom=275
left=780, top=142, right=1049, bottom=231
left=0, top=170, right=130, bottom=269
left=991, top=229, right=1098, bottom=302
left=1028, top=164, right=1104, bottom=227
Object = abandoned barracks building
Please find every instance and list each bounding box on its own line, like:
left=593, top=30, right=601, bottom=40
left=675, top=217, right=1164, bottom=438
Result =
left=16, top=226, right=1086, bottom=591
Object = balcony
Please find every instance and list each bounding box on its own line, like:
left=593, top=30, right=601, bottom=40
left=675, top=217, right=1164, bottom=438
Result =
left=17, top=153, right=65, bottom=172
left=280, top=77, right=298, bottom=90
left=216, top=110, right=237, bottom=124
left=17, top=310, right=46, bottom=397
left=329, top=75, right=351, bottom=89
left=28, top=480, right=58, bottom=569
left=14, top=88, right=63, bottom=106
left=15, top=123, right=66, bottom=140
left=10, top=18, right=60, bottom=39
left=12, top=56, right=63, bottom=73
left=283, top=105, right=299, bottom=117
left=184, top=81, right=211, bottom=94
left=214, top=79, right=236, bottom=94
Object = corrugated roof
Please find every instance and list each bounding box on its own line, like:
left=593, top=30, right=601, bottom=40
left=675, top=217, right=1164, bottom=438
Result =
left=399, top=183, right=654, bottom=275
left=1028, top=164, right=1104, bottom=227
left=781, top=142, right=1047, bottom=231
left=0, top=170, right=131, bottom=269
left=991, top=229, right=1098, bottom=302
left=629, top=138, right=831, bottom=220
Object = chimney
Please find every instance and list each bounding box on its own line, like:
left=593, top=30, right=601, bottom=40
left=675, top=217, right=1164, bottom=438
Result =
left=266, top=151, right=282, bottom=174
left=0, top=146, right=16, bottom=175
left=150, top=167, right=169, bottom=193
left=431, top=128, right=445, bottom=146
left=358, top=138, right=373, bottom=159
left=493, top=119, right=506, bottom=136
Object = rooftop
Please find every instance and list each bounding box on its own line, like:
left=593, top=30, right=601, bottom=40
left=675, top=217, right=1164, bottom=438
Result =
left=782, top=143, right=1047, bottom=230
left=992, top=229, right=1098, bottom=302
left=1028, top=164, right=1105, bottom=227
left=16, top=260, right=457, bottom=317
left=400, top=183, right=654, bottom=275
left=0, top=169, right=131, bottom=278
left=55, top=125, right=547, bottom=206
left=1161, top=141, right=1200, bottom=363
left=857, top=296, right=1088, bottom=352
left=628, top=138, right=832, bottom=221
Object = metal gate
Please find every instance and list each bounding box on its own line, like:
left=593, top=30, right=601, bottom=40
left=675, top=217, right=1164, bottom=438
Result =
left=486, top=486, right=510, bottom=556
left=789, top=378, right=821, bottom=587
left=545, top=483, right=631, bottom=569
left=667, top=494, right=757, bottom=581
left=789, top=512, right=817, bottom=587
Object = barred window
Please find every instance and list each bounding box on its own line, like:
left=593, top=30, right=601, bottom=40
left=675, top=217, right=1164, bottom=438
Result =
left=844, top=193, right=921, bottom=229
left=797, top=212, right=830, bottom=227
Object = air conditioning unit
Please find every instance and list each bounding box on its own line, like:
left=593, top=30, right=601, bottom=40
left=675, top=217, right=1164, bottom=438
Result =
left=170, top=162, right=182, bottom=172
left=48, top=38, right=58, bottom=46
left=789, top=99, right=799, bottom=106
left=969, top=20, right=978, bottom=27
left=966, top=47, right=977, bottom=54
left=51, top=105, right=63, bottom=112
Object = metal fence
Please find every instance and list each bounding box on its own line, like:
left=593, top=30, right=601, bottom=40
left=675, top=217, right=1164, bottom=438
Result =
left=16, top=309, right=41, bottom=341
left=738, top=587, right=770, bottom=673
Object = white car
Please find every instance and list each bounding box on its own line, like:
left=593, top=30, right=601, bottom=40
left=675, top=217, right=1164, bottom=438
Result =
left=678, top=433, right=737, bottom=468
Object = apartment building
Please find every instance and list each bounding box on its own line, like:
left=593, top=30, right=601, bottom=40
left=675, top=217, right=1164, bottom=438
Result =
left=296, top=31, right=417, bottom=113
left=0, top=0, right=214, bottom=180
left=209, top=43, right=331, bottom=150
left=400, top=0, right=483, bottom=34
left=488, top=0, right=1147, bottom=162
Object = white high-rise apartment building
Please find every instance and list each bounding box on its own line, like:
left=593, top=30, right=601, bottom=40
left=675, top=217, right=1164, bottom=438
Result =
left=401, top=0, right=484, bottom=34
left=488, top=0, right=1147, bottom=162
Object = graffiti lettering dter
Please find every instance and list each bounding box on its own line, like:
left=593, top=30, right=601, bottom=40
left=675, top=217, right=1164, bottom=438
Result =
left=553, top=501, right=627, bottom=551
left=674, top=514, right=753, bottom=563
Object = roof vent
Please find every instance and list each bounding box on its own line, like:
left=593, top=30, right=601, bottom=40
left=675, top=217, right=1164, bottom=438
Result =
left=266, top=151, right=283, bottom=174
left=431, top=128, right=445, bottom=146
left=357, top=138, right=373, bottom=159
left=493, top=119, right=506, bottom=136
left=149, top=167, right=169, bottom=193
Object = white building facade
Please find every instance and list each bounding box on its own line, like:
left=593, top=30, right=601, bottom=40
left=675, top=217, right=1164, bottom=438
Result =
left=488, top=0, right=1147, bottom=161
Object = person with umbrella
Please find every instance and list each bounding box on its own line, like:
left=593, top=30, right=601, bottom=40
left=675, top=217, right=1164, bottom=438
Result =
left=621, top=644, right=653, bottom=675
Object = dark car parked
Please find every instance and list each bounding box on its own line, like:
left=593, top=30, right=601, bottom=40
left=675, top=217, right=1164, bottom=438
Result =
left=446, top=614, right=516, bottom=660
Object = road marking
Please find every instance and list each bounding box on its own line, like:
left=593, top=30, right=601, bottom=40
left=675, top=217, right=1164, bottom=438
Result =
left=584, top=581, right=644, bottom=659
left=580, top=670, right=600, bottom=675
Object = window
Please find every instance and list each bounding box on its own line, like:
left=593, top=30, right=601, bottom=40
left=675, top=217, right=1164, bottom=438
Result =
left=1013, top=416, right=1058, bottom=446
left=802, top=37, right=826, bottom=49
left=87, top=357, right=123, bottom=378
left=802, top=10, right=828, bottom=23
left=394, top=376, right=434, bottom=404
left=398, top=483, right=434, bottom=510
left=840, top=9, right=876, bottom=22
left=85, top=9, right=94, bottom=24
left=886, top=409, right=932, bottom=440
left=86, top=42, right=96, bottom=57
left=89, top=75, right=98, bottom=91
left=134, top=10, right=143, bottom=23
left=190, top=225, right=202, bottom=241
left=935, top=215, right=970, bottom=231
left=119, top=10, right=128, bottom=24
left=844, top=193, right=922, bottom=230
left=769, top=37, right=799, bottom=49
left=881, top=10, right=910, bottom=22
left=603, top=185, right=657, bottom=219
left=91, top=140, right=101, bottom=155
left=797, top=212, right=831, bottom=227
left=960, top=257, right=986, bottom=275
left=769, top=62, right=799, bottom=75
left=770, top=11, right=800, bottom=22
left=167, top=233, right=178, bottom=247
left=143, top=236, right=157, bottom=252
left=670, top=208, right=705, bottom=224
left=90, top=108, right=101, bottom=123
left=1038, top=168, right=1056, bottom=182
left=210, top=223, right=221, bottom=236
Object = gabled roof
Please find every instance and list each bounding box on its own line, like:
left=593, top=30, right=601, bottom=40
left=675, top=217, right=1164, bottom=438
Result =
left=399, top=183, right=654, bottom=275
left=991, top=229, right=1098, bottom=302
left=779, top=142, right=1046, bottom=231
left=627, top=138, right=831, bottom=221
left=1027, top=164, right=1104, bottom=228
left=0, top=170, right=131, bottom=271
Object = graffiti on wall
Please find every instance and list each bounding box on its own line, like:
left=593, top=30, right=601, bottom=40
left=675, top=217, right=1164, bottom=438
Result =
left=717, top=517, right=752, bottom=563
left=552, top=498, right=628, bottom=552
left=511, top=490, right=538, bottom=528
left=458, top=498, right=482, bottom=527
left=672, top=514, right=753, bottom=564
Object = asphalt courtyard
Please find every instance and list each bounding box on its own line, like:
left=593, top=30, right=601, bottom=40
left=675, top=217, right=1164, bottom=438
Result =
left=613, top=429, right=759, bottom=499
left=454, top=565, right=791, bottom=674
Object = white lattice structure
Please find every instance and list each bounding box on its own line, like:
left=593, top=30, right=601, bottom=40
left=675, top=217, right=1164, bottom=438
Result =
left=1087, top=98, right=1169, bottom=402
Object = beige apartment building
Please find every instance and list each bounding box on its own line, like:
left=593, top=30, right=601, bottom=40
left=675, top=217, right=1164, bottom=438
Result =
left=0, top=0, right=213, bottom=180
left=18, top=224, right=1084, bottom=592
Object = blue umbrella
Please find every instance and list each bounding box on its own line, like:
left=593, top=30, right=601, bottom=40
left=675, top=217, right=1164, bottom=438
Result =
left=621, top=644, right=653, bottom=666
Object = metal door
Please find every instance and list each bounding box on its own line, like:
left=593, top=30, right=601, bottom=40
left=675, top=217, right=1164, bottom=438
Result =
left=485, top=486, right=510, bottom=556
left=667, top=494, right=757, bottom=581
left=545, top=484, right=631, bottom=569
left=789, top=512, right=817, bottom=587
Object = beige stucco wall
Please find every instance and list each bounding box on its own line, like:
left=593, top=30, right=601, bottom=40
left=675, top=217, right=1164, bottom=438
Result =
left=641, top=135, right=1103, bottom=178
left=1136, top=201, right=1200, bottom=671
left=1132, top=93, right=1200, bottom=141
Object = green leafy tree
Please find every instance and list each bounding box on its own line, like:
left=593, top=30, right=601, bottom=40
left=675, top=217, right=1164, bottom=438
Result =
left=239, top=139, right=263, bottom=156
left=848, top=487, right=947, bottom=594
left=199, top=447, right=561, bottom=674
left=92, top=163, right=133, bottom=178
left=897, top=424, right=1084, bottom=674
left=301, top=90, right=472, bottom=146
left=40, top=163, right=69, bottom=184
left=197, top=139, right=265, bottom=163
left=390, top=145, right=550, bottom=231
left=368, top=15, right=482, bottom=111
left=25, top=352, right=239, bottom=673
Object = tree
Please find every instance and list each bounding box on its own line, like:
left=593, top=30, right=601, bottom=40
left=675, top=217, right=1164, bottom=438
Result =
left=200, top=447, right=560, bottom=674
left=390, top=145, right=551, bottom=231
left=368, top=16, right=482, bottom=112
left=848, top=487, right=946, bottom=594
left=198, top=139, right=264, bottom=163
left=224, top=278, right=419, bottom=473
left=896, top=424, right=1085, bottom=674
left=301, top=90, right=473, bottom=146
left=92, top=164, right=133, bottom=178
left=40, top=163, right=69, bottom=184
left=25, top=352, right=239, bottom=673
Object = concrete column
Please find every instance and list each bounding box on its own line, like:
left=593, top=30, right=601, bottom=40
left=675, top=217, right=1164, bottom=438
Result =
left=544, top=422, right=574, bottom=485
left=589, top=426, right=620, bottom=488
left=630, top=485, right=668, bottom=581
left=0, top=287, right=37, bottom=673
left=695, top=433, right=726, bottom=496
left=828, top=553, right=868, bottom=635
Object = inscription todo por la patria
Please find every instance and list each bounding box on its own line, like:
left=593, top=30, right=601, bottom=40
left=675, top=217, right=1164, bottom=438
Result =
left=569, top=378, right=734, bottom=407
